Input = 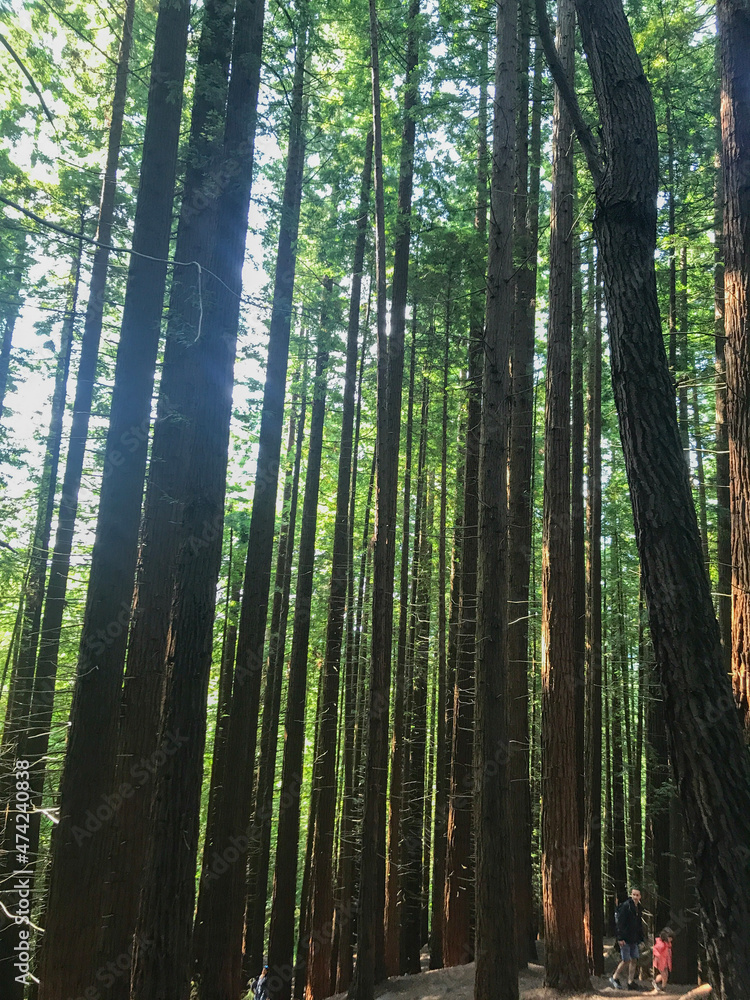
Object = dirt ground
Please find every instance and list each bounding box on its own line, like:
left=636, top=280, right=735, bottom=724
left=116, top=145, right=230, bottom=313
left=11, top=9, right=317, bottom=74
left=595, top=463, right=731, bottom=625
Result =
left=330, top=959, right=705, bottom=1000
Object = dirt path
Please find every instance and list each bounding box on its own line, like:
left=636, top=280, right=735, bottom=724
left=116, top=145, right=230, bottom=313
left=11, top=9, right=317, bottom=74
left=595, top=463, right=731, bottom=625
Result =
left=330, top=962, right=702, bottom=1000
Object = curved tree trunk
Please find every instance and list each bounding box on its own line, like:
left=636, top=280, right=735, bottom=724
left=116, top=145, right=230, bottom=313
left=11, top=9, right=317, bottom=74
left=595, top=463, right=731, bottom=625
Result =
left=551, top=0, right=750, bottom=992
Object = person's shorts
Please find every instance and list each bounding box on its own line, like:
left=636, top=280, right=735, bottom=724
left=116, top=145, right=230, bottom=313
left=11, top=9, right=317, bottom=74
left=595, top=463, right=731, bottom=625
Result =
left=620, top=941, right=639, bottom=962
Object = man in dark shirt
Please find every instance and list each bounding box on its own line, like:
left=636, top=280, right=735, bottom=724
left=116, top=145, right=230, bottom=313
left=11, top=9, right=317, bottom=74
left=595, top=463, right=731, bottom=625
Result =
left=609, top=887, right=645, bottom=991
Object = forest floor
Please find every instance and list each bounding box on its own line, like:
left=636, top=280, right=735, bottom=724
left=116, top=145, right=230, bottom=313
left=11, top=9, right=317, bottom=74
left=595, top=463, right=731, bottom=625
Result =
left=330, top=949, right=703, bottom=1000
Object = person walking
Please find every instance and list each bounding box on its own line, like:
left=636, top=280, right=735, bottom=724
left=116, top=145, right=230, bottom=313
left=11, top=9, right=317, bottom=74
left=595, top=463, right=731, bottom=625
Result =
left=652, top=928, right=674, bottom=992
left=609, top=887, right=646, bottom=991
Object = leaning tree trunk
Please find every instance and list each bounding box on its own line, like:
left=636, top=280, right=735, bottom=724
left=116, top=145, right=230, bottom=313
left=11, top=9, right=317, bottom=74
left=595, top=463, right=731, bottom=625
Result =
left=37, top=5, right=192, bottom=995
left=473, top=0, right=518, bottom=994
left=544, top=0, right=750, bottom=993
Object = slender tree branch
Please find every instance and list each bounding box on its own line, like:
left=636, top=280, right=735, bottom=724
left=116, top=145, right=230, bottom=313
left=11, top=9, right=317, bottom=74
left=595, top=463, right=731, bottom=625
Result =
left=0, top=33, right=56, bottom=128
left=533, top=0, right=604, bottom=186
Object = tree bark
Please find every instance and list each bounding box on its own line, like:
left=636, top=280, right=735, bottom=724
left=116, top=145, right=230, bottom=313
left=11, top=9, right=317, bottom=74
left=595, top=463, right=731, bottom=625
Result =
left=192, top=10, right=308, bottom=999
left=473, top=0, right=518, bottom=993
left=714, top=157, right=731, bottom=676
left=539, top=0, right=589, bottom=987
left=384, top=317, right=417, bottom=977
left=428, top=302, right=451, bottom=970
left=718, top=0, right=750, bottom=731
left=555, top=0, right=750, bottom=992
left=37, top=5, right=192, bottom=994
left=267, top=289, right=331, bottom=1000
left=351, top=0, right=420, bottom=990
left=0, top=242, right=80, bottom=1000
left=584, top=247, right=604, bottom=974
left=507, top=2, right=539, bottom=971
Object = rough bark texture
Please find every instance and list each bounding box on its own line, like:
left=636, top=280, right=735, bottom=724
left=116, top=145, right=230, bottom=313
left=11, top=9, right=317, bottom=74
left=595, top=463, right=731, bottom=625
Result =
left=583, top=250, right=604, bottom=974
left=428, top=312, right=451, bottom=971
left=130, top=0, right=265, bottom=995
left=507, top=0, right=538, bottom=969
left=37, top=6, right=191, bottom=995
left=193, top=12, right=307, bottom=999
left=570, top=0, right=750, bottom=994
left=351, top=0, right=419, bottom=992
left=384, top=322, right=416, bottom=977
left=714, top=160, right=731, bottom=676
left=473, top=0, right=518, bottom=994
left=718, top=0, right=750, bottom=730
left=540, top=0, right=589, bottom=988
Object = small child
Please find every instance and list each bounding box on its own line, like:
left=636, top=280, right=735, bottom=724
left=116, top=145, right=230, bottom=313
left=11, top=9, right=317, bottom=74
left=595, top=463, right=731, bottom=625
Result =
left=652, top=928, right=673, bottom=992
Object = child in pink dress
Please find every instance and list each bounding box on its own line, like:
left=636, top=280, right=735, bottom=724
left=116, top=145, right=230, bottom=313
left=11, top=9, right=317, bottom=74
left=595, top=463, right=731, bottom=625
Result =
left=652, top=928, right=673, bottom=992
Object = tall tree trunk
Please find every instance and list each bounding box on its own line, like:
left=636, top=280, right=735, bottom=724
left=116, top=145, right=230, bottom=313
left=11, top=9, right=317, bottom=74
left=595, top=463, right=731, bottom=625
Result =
left=0, top=243, right=80, bottom=1000
left=0, top=243, right=25, bottom=423
left=351, top=0, right=420, bottom=990
left=332, top=317, right=372, bottom=994
left=714, top=156, right=731, bottom=675
left=100, top=1, right=239, bottom=992
left=473, top=0, right=518, bottom=993
left=718, top=0, right=750, bottom=731
left=384, top=318, right=417, bottom=977
left=539, top=0, right=589, bottom=987
left=444, top=28, right=487, bottom=966
left=336, top=448, right=376, bottom=995
left=644, top=609, right=671, bottom=935
left=428, top=303, right=451, bottom=970
left=129, top=2, right=265, bottom=997
left=507, top=1, right=539, bottom=970
left=572, top=236, right=586, bottom=863
left=244, top=353, right=309, bottom=981
left=19, top=0, right=136, bottom=954
left=37, top=5, right=192, bottom=995
left=583, top=248, right=604, bottom=974
left=193, top=11, right=308, bottom=999
left=444, top=339, right=479, bottom=970
left=193, top=523, right=244, bottom=974
left=266, top=290, right=331, bottom=1000
left=305, top=133, right=372, bottom=1000
left=608, top=535, right=629, bottom=909
left=548, top=0, right=750, bottom=991
left=400, top=382, right=430, bottom=975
